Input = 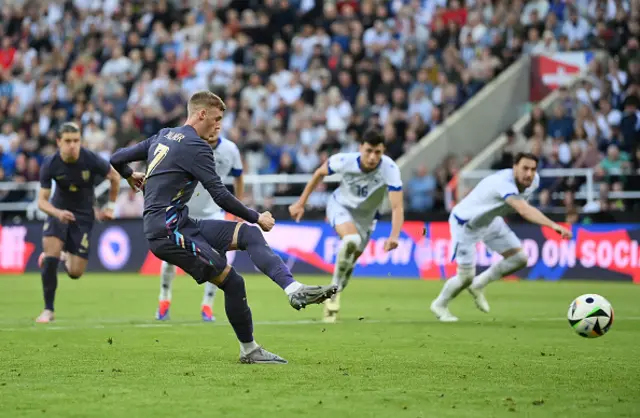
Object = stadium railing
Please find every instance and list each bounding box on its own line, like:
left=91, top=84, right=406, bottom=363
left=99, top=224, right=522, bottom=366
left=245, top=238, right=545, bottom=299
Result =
left=0, top=175, right=343, bottom=220
left=458, top=168, right=640, bottom=208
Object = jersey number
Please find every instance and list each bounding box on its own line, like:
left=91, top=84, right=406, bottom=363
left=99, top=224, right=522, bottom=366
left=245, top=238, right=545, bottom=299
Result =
left=355, top=185, right=368, bottom=197
left=146, top=144, right=170, bottom=177
left=80, top=233, right=89, bottom=249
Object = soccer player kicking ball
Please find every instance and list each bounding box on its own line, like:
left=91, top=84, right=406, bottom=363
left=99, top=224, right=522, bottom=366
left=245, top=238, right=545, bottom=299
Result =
left=110, top=91, right=336, bottom=364
left=35, top=123, right=123, bottom=323
left=289, top=129, right=405, bottom=323
left=156, top=135, right=244, bottom=323
left=431, top=152, right=572, bottom=322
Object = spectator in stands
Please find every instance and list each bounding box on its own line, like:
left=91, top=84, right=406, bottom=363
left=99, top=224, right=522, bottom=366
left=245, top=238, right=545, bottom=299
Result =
left=536, top=188, right=552, bottom=212
left=528, top=106, right=549, bottom=135
left=406, top=165, right=437, bottom=212
left=566, top=206, right=580, bottom=224
left=547, top=103, right=575, bottom=139
left=598, top=144, right=631, bottom=184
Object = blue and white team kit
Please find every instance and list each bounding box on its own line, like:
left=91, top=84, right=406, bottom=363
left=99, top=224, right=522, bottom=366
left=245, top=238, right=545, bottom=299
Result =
left=325, top=153, right=403, bottom=251
left=449, top=168, right=540, bottom=265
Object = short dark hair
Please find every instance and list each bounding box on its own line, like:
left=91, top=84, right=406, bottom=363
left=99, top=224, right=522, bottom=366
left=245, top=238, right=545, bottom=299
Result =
left=513, top=152, right=539, bottom=166
left=58, top=122, right=80, bottom=136
left=361, top=128, right=385, bottom=147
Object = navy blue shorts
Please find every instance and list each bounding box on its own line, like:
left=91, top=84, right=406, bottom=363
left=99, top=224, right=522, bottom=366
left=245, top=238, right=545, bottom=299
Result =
left=148, top=219, right=239, bottom=285
left=43, top=216, right=94, bottom=259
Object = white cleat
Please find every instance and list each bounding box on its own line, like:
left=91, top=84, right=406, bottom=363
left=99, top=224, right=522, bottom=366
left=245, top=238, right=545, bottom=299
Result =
left=468, top=287, right=490, bottom=313
left=323, top=293, right=341, bottom=323
left=35, top=309, right=55, bottom=324
left=430, top=301, right=459, bottom=322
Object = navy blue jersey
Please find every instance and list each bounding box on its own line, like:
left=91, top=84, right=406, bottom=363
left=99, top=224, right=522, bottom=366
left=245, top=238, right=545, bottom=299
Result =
left=39, top=148, right=111, bottom=221
left=110, top=125, right=259, bottom=239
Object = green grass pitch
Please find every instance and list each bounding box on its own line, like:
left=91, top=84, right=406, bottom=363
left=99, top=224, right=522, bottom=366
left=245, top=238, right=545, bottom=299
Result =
left=1, top=274, right=639, bottom=418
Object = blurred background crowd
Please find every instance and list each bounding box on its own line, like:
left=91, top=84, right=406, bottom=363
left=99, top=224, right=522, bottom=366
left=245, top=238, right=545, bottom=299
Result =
left=0, top=0, right=638, bottom=219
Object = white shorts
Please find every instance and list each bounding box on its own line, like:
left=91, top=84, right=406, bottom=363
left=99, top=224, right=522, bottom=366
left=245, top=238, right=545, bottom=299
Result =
left=326, top=195, right=376, bottom=252
left=449, top=214, right=521, bottom=266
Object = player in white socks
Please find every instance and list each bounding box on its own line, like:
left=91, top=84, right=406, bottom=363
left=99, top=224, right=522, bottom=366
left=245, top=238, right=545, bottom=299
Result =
left=289, top=129, right=404, bottom=323
left=156, top=136, right=244, bottom=322
left=431, top=152, right=572, bottom=322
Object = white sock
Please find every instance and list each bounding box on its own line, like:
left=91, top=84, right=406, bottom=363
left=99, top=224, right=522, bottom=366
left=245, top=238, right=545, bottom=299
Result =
left=159, top=261, right=176, bottom=301
left=470, top=266, right=501, bottom=292
left=284, top=281, right=303, bottom=296
left=435, top=275, right=466, bottom=306
left=332, top=235, right=360, bottom=289
left=240, top=340, right=260, bottom=355
left=434, top=266, right=475, bottom=306
left=202, top=282, right=218, bottom=307
left=471, top=251, right=528, bottom=291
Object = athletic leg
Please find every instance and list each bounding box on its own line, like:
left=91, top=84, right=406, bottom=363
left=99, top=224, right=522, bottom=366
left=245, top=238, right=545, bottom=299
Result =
left=156, top=261, right=176, bottom=320
left=60, top=221, right=93, bottom=279
left=148, top=228, right=286, bottom=364
left=199, top=220, right=336, bottom=310
left=37, top=218, right=65, bottom=323
left=431, top=217, right=478, bottom=322
left=200, top=281, right=218, bottom=322
left=324, top=220, right=372, bottom=323
left=468, top=219, right=528, bottom=312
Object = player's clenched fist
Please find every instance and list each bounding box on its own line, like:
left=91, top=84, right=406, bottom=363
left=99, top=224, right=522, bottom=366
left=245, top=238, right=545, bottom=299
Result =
left=127, top=172, right=146, bottom=192
left=384, top=237, right=399, bottom=252
left=257, top=211, right=275, bottom=232
left=552, top=224, right=573, bottom=239
left=288, top=202, right=305, bottom=222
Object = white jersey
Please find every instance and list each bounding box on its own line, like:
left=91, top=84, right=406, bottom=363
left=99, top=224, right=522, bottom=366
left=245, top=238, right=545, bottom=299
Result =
left=452, top=168, right=540, bottom=229
left=188, top=137, right=243, bottom=219
left=328, top=152, right=403, bottom=215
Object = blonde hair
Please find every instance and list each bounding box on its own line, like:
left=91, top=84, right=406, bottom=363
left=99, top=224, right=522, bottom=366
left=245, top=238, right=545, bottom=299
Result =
left=187, top=91, right=227, bottom=115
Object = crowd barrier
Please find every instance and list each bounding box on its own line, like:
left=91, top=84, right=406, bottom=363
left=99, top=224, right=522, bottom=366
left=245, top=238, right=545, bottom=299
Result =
left=1, top=220, right=639, bottom=283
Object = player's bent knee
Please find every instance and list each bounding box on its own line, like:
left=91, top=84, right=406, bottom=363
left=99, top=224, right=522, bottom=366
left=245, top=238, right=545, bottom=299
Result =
left=457, top=264, right=476, bottom=284
left=217, top=267, right=245, bottom=294
left=237, top=224, right=264, bottom=250
left=67, top=271, right=83, bottom=280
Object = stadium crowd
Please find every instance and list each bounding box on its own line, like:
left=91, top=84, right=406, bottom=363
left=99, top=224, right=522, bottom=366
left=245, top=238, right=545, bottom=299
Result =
left=0, top=0, right=638, bottom=218
left=405, top=0, right=640, bottom=214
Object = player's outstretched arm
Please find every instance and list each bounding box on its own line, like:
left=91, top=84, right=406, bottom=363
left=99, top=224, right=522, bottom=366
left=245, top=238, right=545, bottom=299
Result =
left=110, top=137, right=153, bottom=181
left=189, top=147, right=260, bottom=225
left=288, top=162, right=329, bottom=222
left=385, top=190, right=405, bottom=251
left=505, top=196, right=572, bottom=239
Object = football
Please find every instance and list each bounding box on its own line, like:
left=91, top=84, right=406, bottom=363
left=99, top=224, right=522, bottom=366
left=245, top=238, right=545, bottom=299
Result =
left=567, top=294, right=614, bottom=338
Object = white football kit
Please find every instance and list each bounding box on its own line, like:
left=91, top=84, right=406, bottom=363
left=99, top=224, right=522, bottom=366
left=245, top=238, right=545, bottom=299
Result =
left=449, top=168, right=540, bottom=265
left=187, top=136, right=243, bottom=221
left=325, top=153, right=403, bottom=250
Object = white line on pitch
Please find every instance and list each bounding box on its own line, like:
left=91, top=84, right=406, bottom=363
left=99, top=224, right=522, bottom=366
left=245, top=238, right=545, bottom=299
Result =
left=0, top=317, right=639, bottom=332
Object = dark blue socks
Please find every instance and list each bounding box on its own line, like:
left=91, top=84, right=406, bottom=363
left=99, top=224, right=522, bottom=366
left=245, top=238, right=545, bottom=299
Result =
left=237, top=225, right=295, bottom=290
left=218, top=268, right=254, bottom=343
left=41, top=257, right=59, bottom=311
